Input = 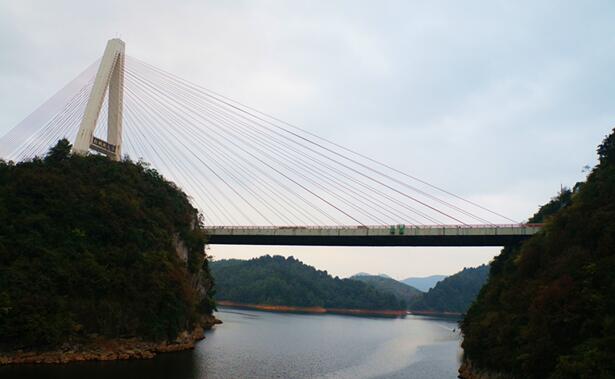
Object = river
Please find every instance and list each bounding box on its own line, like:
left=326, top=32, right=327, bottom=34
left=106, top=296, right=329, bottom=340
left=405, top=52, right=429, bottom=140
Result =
left=1, top=308, right=462, bottom=379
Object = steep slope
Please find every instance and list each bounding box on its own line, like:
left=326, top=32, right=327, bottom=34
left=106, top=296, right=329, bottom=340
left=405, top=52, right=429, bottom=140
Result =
left=351, top=274, right=422, bottom=307
left=211, top=255, right=405, bottom=310
left=402, top=275, right=447, bottom=292
left=409, top=265, right=489, bottom=314
left=0, top=140, right=216, bottom=355
left=460, top=129, right=615, bottom=378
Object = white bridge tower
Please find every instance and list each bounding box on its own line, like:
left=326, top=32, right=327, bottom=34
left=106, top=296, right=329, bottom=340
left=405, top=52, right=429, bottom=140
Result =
left=73, top=38, right=125, bottom=161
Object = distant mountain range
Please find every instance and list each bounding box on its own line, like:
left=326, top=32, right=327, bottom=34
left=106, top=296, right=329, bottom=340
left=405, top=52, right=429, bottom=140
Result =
left=351, top=268, right=490, bottom=314
left=351, top=275, right=422, bottom=307
left=410, top=265, right=490, bottom=313
left=210, top=255, right=405, bottom=311
left=401, top=275, right=447, bottom=292
left=211, top=256, right=490, bottom=315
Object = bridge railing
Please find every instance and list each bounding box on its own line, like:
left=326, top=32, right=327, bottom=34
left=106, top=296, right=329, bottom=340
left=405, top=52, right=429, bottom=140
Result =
left=205, top=224, right=543, bottom=230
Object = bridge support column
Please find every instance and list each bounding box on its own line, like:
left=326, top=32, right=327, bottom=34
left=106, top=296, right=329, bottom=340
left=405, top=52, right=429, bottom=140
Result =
left=73, top=38, right=125, bottom=160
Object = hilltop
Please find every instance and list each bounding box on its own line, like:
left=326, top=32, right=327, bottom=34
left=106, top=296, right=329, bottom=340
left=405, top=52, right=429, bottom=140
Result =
left=0, top=140, right=217, bottom=364
left=354, top=272, right=393, bottom=279
left=351, top=274, right=422, bottom=306
left=460, top=129, right=615, bottom=378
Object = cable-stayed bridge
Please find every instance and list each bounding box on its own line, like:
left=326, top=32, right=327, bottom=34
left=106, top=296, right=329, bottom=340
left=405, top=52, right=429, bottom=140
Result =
left=0, top=39, right=541, bottom=247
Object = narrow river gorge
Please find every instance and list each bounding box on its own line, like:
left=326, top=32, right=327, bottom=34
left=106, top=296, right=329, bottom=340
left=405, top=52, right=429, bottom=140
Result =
left=1, top=308, right=462, bottom=379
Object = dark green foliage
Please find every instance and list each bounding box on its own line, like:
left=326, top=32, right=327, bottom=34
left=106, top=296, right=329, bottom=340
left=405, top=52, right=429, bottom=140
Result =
left=351, top=274, right=422, bottom=308
left=528, top=188, right=574, bottom=224
left=461, top=128, right=615, bottom=378
left=211, top=255, right=405, bottom=310
left=410, top=265, right=489, bottom=313
left=0, top=140, right=215, bottom=351
left=44, top=139, right=71, bottom=163
left=598, top=129, right=615, bottom=165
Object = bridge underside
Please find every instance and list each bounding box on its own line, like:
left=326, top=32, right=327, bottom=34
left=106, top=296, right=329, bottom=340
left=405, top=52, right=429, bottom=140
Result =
left=207, top=234, right=531, bottom=246
left=206, top=225, right=541, bottom=247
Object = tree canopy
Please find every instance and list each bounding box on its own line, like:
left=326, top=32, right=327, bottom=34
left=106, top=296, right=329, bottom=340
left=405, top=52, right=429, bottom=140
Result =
left=0, top=140, right=215, bottom=351
left=211, top=255, right=405, bottom=310
left=409, top=265, right=489, bottom=314
left=460, top=128, right=615, bottom=378
left=352, top=274, right=422, bottom=308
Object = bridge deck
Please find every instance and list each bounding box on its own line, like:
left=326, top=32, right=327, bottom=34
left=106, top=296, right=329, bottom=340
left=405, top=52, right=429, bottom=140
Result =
left=205, top=224, right=542, bottom=247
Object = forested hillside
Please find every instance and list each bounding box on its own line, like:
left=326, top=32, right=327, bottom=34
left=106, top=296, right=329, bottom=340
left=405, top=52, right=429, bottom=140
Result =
left=460, top=129, right=615, bottom=378
left=0, top=140, right=216, bottom=352
left=409, top=265, right=489, bottom=314
left=351, top=274, right=422, bottom=306
left=211, top=255, right=405, bottom=310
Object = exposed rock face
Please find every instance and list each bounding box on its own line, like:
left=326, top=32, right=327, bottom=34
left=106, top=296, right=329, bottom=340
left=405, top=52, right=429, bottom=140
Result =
left=173, top=230, right=212, bottom=299
left=173, top=233, right=190, bottom=263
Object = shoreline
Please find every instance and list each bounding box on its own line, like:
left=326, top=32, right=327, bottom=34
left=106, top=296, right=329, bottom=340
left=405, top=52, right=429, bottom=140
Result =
left=407, top=309, right=462, bottom=318
left=218, top=301, right=462, bottom=319
left=0, top=316, right=222, bottom=365
left=217, top=300, right=407, bottom=317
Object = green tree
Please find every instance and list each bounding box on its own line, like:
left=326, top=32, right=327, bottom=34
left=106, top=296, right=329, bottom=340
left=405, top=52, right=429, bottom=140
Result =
left=44, top=138, right=72, bottom=162
left=597, top=128, right=615, bottom=164
left=409, top=265, right=489, bottom=313
left=0, top=140, right=216, bottom=351
left=210, top=255, right=405, bottom=310
left=460, top=128, right=615, bottom=378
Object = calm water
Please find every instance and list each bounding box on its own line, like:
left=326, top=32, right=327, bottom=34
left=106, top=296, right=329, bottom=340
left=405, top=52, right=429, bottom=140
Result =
left=1, top=309, right=462, bottom=379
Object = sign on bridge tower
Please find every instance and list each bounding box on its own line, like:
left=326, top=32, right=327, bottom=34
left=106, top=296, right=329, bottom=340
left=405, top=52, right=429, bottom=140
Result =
left=73, top=38, right=125, bottom=161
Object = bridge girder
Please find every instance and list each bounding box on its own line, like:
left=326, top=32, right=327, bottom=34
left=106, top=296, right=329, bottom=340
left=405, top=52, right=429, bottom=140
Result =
left=205, top=225, right=542, bottom=247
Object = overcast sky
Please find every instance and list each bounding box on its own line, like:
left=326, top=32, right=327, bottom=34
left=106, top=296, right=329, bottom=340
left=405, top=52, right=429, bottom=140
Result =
left=2, top=1, right=614, bottom=279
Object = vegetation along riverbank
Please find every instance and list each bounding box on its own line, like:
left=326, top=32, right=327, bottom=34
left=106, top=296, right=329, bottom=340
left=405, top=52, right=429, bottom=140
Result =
left=0, top=140, right=219, bottom=365
left=459, top=129, right=615, bottom=378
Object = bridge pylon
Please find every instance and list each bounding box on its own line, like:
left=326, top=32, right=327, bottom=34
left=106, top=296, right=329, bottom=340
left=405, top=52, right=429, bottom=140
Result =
left=73, top=38, right=125, bottom=161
